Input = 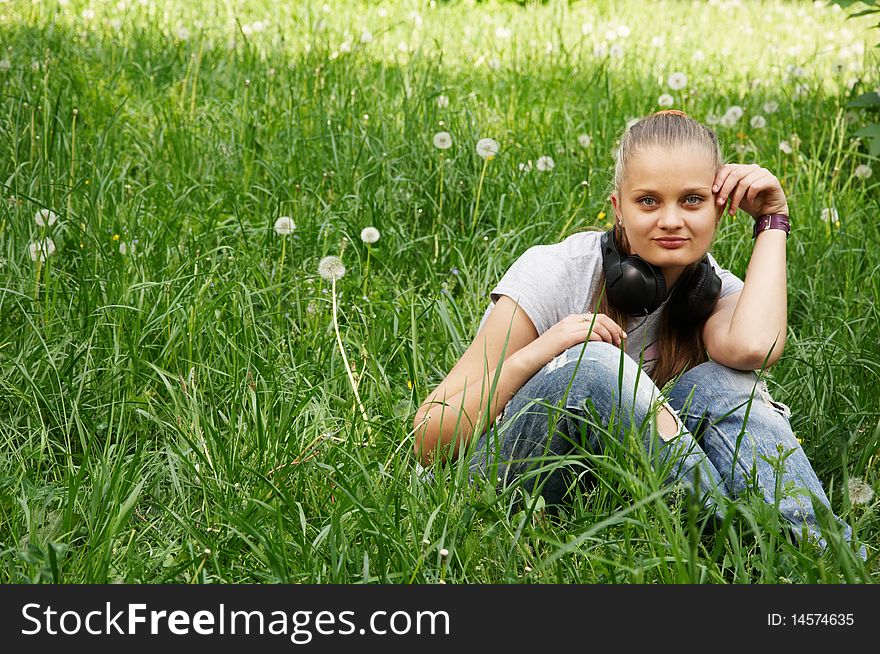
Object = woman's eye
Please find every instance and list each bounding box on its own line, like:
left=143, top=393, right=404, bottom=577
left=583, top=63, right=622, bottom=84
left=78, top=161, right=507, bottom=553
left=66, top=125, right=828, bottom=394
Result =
left=685, top=195, right=703, bottom=205
left=639, top=197, right=656, bottom=206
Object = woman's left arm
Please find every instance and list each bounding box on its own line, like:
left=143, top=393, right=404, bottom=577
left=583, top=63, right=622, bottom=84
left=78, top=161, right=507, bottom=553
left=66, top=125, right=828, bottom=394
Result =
left=710, top=164, right=789, bottom=369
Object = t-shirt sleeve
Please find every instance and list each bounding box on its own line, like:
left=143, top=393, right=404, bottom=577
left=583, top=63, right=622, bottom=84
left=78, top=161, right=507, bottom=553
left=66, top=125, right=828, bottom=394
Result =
left=486, top=245, right=568, bottom=336
left=706, top=252, right=744, bottom=300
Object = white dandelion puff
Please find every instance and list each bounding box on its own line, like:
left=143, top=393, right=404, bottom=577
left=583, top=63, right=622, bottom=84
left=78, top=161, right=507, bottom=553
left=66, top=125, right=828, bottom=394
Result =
left=692, top=49, right=705, bottom=62
left=28, top=238, right=56, bottom=262
left=763, top=100, right=779, bottom=114
left=667, top=72, right=687, bottom=91
left=750, top=115, right=767, bottom=129
left=705, top=113, right=720, bottom=126
left=535, top=156, right=555, bottom=172
left=778, top=140, right=793, bottom=154
left=593, top=43, right=608, bottom=58
left=518, top=161, right=532, bottom=172
left=274, top=216, right=295, bottom=236
left=360, top=30, right=373, bottom=43
left=820, top=207, right=840, bottom=226
left=318, top=255, right=346, bottom=281
left=34, top=209, right=57, bottom=227
left=175, top=26, right=190, bottom=41
left=118, top=240, right=127, bottom=255
left=616, top=25, right=631, bottom=38
left=360, top=226, right=380, bottom=244
left=609, top=43, right=624, bottom=58
left=854, top=164, right=872, bottom=179
left=495, top=26, right=511, bottom=40
left=0, top=59, right=10, bottom=72
left=658, top=93, right=674, bottom=107
left=436, top=94, right=449, bottom=108
left=577, top=133, right=592, bottom=148
left=724, top=105, right=744, bottom=121
left=433, top=131, right=452, bottom=150
left=848, top=477, right=874, bottom=506
left=476, top=137, right=499, bottom=159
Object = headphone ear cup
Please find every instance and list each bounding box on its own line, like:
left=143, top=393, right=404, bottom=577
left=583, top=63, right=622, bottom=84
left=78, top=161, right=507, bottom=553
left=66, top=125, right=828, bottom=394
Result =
left=601, top=228, right=668, bottom=315
left=670, top=258, right=722, bottom=328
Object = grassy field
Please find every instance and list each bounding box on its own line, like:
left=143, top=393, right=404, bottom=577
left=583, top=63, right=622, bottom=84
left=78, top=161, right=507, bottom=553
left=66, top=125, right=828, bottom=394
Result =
left=0, top=0, right=878, bottom=583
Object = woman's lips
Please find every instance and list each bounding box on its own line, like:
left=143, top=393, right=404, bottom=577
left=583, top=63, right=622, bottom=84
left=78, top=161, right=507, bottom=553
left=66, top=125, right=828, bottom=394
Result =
left=654, top=238, right=688, bottom=249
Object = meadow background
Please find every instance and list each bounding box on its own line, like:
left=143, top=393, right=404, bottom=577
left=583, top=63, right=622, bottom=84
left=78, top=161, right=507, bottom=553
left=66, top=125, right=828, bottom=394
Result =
left=0, top=0, right=878, bottom=583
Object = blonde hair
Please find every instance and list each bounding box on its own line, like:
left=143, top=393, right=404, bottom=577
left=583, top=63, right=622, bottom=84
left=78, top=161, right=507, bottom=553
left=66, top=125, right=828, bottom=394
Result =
left=597, top=110, right=725, bottom=389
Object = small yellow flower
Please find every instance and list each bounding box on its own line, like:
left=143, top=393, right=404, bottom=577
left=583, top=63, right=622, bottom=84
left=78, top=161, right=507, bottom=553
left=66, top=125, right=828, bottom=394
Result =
left=598, top=211, right=606, bottom=220
left=407, top=380, right=413, bottom=390
left=111, top=234, right=120, bottom=241
left=736, top=131, right=746, bottom=140
left=85, top=179, right=90, bottom=185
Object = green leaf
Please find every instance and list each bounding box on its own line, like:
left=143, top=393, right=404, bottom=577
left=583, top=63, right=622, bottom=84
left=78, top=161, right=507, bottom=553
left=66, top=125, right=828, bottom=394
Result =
left=847, top=92, right=880, bottom=109
left=854, top=122, right=880, bottom=139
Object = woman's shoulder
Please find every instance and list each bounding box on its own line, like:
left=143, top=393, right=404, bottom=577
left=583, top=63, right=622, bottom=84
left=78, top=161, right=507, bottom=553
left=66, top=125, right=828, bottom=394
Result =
left=526, top=228, right=604, bottom=261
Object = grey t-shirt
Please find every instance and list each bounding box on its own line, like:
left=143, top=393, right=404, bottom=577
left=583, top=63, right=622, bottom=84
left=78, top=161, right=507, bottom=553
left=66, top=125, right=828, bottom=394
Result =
left=476, top=229, right=744, bottom=376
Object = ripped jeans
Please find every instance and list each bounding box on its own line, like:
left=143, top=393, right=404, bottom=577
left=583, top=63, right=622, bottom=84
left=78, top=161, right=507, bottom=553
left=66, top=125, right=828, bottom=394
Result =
left=467, top=341, right=863, bottom=556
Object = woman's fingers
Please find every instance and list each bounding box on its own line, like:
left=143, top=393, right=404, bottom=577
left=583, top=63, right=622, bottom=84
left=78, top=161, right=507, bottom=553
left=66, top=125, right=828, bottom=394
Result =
left=585, top=318, right=622, bottom=346
left=726, top=168, right=763, bottom=216
left=730, top=168, right=771, bottom=216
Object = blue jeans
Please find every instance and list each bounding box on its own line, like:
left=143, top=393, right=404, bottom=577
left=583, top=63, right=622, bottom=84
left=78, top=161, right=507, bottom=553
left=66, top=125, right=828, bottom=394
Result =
left=466, top=341, right=863, bottom=557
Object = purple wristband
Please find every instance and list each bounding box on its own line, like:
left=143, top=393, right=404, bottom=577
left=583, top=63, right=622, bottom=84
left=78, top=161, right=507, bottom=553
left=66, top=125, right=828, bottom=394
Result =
left=753, top=213, right=790, bottom=239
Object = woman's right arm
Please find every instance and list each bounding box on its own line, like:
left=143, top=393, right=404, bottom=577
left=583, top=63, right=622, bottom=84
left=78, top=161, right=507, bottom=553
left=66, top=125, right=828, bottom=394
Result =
left=412, top=299, right=626, bottom=466
left=413, top=339, right=550, bottom=467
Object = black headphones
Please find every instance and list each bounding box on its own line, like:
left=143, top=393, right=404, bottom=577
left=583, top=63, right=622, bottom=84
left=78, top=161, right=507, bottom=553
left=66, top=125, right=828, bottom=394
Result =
left=600, top=228, right=722, bottom=327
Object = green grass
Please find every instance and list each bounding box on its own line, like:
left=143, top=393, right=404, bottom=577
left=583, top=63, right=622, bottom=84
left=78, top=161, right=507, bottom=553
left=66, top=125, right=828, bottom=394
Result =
left=0, top=0, right=877, bottom=583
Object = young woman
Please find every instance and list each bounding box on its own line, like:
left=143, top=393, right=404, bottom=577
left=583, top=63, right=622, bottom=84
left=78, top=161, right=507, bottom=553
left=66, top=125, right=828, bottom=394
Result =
left=413, top=110, right=863, bottom=556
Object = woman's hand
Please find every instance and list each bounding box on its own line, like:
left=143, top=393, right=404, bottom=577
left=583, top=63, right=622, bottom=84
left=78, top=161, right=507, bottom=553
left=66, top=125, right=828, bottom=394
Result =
left=712, top=163, right=789, bottom=219
left=529, top=312, right=627, bottom=366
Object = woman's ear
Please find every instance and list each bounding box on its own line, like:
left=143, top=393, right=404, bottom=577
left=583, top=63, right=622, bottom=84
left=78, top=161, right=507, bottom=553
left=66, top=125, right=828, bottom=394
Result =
left=609, top=193, right=621, bottom=221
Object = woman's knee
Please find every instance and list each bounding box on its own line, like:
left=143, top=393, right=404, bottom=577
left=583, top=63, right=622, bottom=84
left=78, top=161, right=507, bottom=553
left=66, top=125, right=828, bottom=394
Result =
left=544, top=341, right=662, bottom=419
left=671, top=361, right=790, bottom=421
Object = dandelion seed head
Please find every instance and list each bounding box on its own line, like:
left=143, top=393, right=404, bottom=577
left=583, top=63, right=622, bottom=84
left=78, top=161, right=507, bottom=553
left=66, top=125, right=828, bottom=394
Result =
left=854, top=164, right=872, bottom=179
left=763, top=100, right=779, bottom=114
left=318, top=255, right=346, bottom=281
left=28, top=238, right=56, bottom=262
left=658, top=93, right=674, bottom=107
left=119, top=241, right=127, bottom=255
left=577, top=133, right=591, bottom=148
left=436, top=94, right=449, bottom=108
left=439, top=548, right=449, bottom=558
left=476, top=137, right=499, bottom=159
left=432, top=131, right=452, bottom=150
left=778, top=140, right=793, bottom=154
left=820, top=207, right=840, bottom=227
left=667, top=72, right=687, bottom=91
left=274, top=216, right=295, bottom=236
left=360, top=226, right=380, bottom=244
left=535, top=156, right=555, bottom=172
left=750, top=115, right=767, bottom=129
left=848, top=477, right=874, bottom=506
left=34, top=208, right=57, bottom=227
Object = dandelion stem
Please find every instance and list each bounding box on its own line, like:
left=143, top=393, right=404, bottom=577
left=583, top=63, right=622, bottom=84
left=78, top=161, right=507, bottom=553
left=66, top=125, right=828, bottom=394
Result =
left=331, top=277, right=372, bottom=443
left=67, top=109, right=77, bottom=221
left=434, top=154, right=444, bottom=262
left=556, top=182, right=590, bottom=241
left=470, top=156, right=489, bottom=237
left=361, top=245, right=371, bottom=297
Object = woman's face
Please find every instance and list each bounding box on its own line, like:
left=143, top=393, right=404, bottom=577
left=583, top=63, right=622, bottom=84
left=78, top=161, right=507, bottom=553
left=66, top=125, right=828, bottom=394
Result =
left=610, top=145, right=723, bottom=287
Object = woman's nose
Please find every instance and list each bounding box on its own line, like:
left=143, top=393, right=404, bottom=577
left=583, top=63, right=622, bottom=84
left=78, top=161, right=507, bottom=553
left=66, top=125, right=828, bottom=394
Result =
left=657, top=209, right=685, bottom=228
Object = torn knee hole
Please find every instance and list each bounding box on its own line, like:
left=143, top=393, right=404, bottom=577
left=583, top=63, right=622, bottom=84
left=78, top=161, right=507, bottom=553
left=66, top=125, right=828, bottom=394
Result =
left=657, top=402, right=683, bottom=442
